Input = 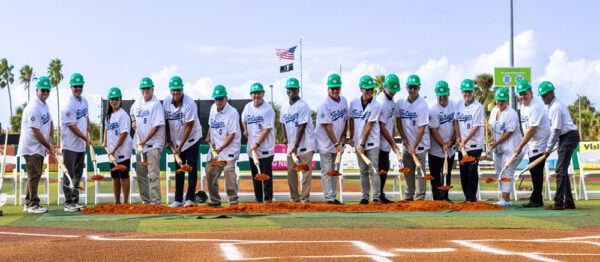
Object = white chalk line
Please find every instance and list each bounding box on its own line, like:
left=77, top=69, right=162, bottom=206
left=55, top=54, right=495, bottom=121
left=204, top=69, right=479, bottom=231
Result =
left=452, top=240, right=558, bottom=262
left=394, top=248, right=455, bottom=252
left=0, top=231, right=80, bottom=238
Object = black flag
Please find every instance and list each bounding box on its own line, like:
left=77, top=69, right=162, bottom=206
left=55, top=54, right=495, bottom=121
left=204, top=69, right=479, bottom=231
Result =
left=280, top=63, right=294, bottom=73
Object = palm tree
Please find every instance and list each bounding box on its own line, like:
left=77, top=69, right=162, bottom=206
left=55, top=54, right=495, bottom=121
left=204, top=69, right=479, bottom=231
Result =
left=19, top=65, right=35, bottom=102
left=10, top=103, right=27, bottom=133
left=0, top=58, right=15, bottom=120
left=48, top=59, right=63, bottom=144
left=374, top=74, right=386, bottom=95
left=473, top=73, right=494, bottom=142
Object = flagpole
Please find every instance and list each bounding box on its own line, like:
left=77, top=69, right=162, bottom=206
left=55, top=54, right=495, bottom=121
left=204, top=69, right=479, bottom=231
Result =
left=299, top=37, right=303, bottom=98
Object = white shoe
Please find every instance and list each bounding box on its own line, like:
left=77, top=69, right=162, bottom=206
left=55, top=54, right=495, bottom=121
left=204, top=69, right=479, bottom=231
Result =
left=504, top=201, right=513, bottom=206
left=494, top=199, right=507, bottom=206
left=183, top=200, right=194, bottom=207
left=27, top=205, right=48, bottom=214
left=23, top=205, right=30, bottom=212
left=169, top=201, right=183, bottom=208
left=74, top=203, right=85, bottom=209
left=64, top=204, right=80, bottom=212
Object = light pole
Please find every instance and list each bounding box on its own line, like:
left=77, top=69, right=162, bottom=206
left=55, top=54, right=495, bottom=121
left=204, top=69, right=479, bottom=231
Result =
left=577, top=94, right=582, bottom=132
left=509, top=0, right=517, bottom=110
left=269, top=84, right=274, bottom=105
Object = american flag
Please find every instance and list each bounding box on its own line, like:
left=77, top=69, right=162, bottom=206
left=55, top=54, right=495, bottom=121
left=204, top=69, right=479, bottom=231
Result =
left=275, top=46, right=297, bottom=60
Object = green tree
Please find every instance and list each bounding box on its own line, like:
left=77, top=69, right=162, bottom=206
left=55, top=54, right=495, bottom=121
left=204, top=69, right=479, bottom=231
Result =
left=48, top=59, right=63, bottom=144
left=89, top=122, right=102, bottom=144
left=19, top=65, right=35, bottom=102
left=269, top=101, right=284, bottom=144
left=473, top=73, right=495, bottom=142
left=374, top=74, right=385, bottom=95
left=568, top=96, right=600, bottom=141
left=0, top=58, right=15, bottom=120
left=10, top=103, right=27, bottom=133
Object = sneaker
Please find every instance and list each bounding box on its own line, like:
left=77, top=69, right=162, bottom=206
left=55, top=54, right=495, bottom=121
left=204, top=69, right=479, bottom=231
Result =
left=494, top=199, right=507, bottom=206
left=74, top=203, right=85, bottom=209
left=522, top=202, right=543, bottom=208
left=545, top=204, right=565, bottom=210
left=565, top=203, right=576, bottom=210
left=359, top=199, right=369, bottom=205
left=183, top=200, right=194, bottom=207
left=23, top=205, right=30, bottom=212
left=27, top=205, right=48, bottom=214
left=326, top=200, right=336, bottom=205
left=380, top=197, right=394, bottom=204
left=207, top=202, right=222, bottom=208
left=333, top=199, right=344, bottom=205
left=64, top=204, right=80, bottom=212
left=169, top=201, right=184, bottom=208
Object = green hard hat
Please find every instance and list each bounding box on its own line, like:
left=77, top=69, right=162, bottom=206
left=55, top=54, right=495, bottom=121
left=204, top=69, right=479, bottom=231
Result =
left=139, top=77, right=154, bottom=89
left=538, top=81, right=555, bottom=95
left=460, top=79, right=475, bottom=91
left=384, top=74, right=400, bottom=93
left=435, top=81, right=449, bottom=96
left=212, top=85, right=227, bottom=98
left=36, top=76, right=52, bottom=90
left=495, top=87, right=509, bottom=101
left=286, top=77, right=300, bottom=89
left=69, top=73, right=85, bottom=86
left=107, top=87, right=122, bottom=99
left=250, top=82, right=265, bottom=93
left=359, top=75, right=376, bottom=89
left=516, top=80, right=532, bottom=93
left=406, top=74, right=421, bottom=86
left=327, top=73, right=342, bottom=88
left=169, top=76, right=184, bottom=90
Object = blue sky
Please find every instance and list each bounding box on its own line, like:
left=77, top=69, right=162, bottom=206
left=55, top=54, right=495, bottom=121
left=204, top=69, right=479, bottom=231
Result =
left=1, top=0, right=599, bottom=126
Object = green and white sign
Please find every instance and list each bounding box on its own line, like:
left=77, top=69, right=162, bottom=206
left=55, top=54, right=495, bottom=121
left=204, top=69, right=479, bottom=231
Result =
left=494, top=67, right=531, bottom=87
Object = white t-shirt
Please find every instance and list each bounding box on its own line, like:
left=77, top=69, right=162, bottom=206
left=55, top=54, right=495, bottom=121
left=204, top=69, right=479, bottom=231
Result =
left=60, top=95, right=89, bottom=152
left=242, top=101, right=275, bottom=159
left=455, top=99, right=485, bottom=151
left=546, top=98, right=578, bottom=135
left=489, top=106, right=523, bottom=155
left=520, top=98, right=551, bottom=156
left=395, top=96, right=430, bottom=154
left=279, top=98, right=316, bottom=156
left=209, top=103, right=241, bottom=161
left=428, top=100, right=457, bottom=158
left=105, top=108, right=133, bottom=161
left=349, top=96, right=381, bottom=151
left=17, top=97, right=52, bottom=157
left=163, top=94, right=202, bottom=152
left=376, top=92, right=396, bottom=152
left=130, top=96, right=166, bottom=153
left=316, top=96, right=349, bottom=154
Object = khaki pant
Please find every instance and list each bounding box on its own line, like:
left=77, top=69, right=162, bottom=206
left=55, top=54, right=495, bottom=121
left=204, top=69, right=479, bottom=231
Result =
left=24, top=154, right=44, bottom=207
left=403, top=151, right=428, bottom=200
left=135, top=148, right=162, bottom=204
left=287, top=151, right=313, bottom=202
left=207, top=160, right=239, bottom=204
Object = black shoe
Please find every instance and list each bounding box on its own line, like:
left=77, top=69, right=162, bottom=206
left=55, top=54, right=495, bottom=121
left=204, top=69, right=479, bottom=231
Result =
left=380, top=197, right=394, bottom=204
left=207, top=202, right=222, bottom=208
left=195, top=191, right=208, bottom=203
left=359, top=199, right=369, bottom=205
left=545, top=204, right=565, bottom=210
left=326, top=200, right=336, bottom=205
left=333, top=199, right=344, bottom=205
left=565, top=203, right=576, bottom=209
left=522, top=202, right=544, bottom=208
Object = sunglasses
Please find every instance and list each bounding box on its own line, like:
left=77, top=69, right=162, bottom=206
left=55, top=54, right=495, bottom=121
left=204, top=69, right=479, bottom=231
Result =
left=140, top=87, right=152, bottom=90
left=72, top=85, right=83, bottom=89
left=407, top=85, right=419, bottom=90
left=214, top=97, right=225, bottom=101
left=40, top=89, right=50, bottom=93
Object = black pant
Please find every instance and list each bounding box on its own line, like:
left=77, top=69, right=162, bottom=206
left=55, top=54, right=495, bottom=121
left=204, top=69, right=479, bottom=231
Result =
left=458, top=149, right=482, bottom=202
left=250, top=155, right=274, bottom=202
left=528, top=153, right=545, bottom=204
left=428, top=153, right=455, bottom=201
left=554, top=130, right=580, bottom=206
left=174, top=141, right=200, bottom=202
left=62, top=149, right=85, bottom=205
left=378, top=150, right=390, bottom=199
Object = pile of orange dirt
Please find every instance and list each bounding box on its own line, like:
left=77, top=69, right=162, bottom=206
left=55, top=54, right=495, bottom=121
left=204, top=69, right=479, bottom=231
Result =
left=211, top=160, right=227, bottom=166
left=500, top=177, right=512, bottom=182
left=422, top=174, right=434, bottom=180
left=110, top=164, right=127, bottom=172
left=460, top=155, right=476, bottom=164
left=90, top=174, right=103, bottom=181
left=438, top=185, right=453, bottom=191
left=176, top=164, right=193, bottom=173
left=294, top=163, right=309, bottom=171
left=82, top=201, right=503, bottom=215
left=326, top=170, right=341, bottom=176
left=399, top=167, right=411, bottom=174
left=254, top=173, right=270, bottom=181
left=484, top=178, right=496, bottom=183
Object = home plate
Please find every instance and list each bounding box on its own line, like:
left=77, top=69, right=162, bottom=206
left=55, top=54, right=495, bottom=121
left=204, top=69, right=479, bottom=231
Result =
left=395, top=248, right=456, bottom=252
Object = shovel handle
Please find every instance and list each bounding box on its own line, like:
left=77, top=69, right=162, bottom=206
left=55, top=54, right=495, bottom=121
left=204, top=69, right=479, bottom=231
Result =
left=525, top=147, right=557, bottom=170
left=442, top=151, right=449, bottom=176
left=208, top=143, right=219, bottom=159
left=291, top=152, right=300, bottom=164
left=393, top=147, right=402, bottom=163
left=504, top=152, right=518, bottom=168
left=103, top=146, right=118, bottom=163
left=55, top=155, right=69, bottom=175
left=334, top=151, right=342, bottom=166
left=358, top=152, right=373, bottom=166
left=251, top=149, right=260, bottom=166
left=411, top=153, right=422, bottom=169
left=87, top=133, right=96, bottom=162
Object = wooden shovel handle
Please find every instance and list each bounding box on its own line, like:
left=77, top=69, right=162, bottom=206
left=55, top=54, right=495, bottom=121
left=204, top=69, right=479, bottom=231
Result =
left=504, top=152, right=518, bottom=168
left=291, top=152, right=300, bottom=164
left=208, top=143, right=219, bottom=159
left=334, top=151, right=342, bottom=165
left=359, top=152, right=373, bottom=166
left=87, top=134, right=96, bottom=162
left=411, top=153, right=422, bottom=169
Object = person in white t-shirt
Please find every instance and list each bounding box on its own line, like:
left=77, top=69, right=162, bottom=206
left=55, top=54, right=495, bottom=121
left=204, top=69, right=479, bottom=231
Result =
left=242, top=82, right=275, bottom=203
left=17, top=76, right=55, bottom=214
left=395, top=74, right=429, bottom=201
left=316, top=73, right=348, bottom=205
left=102, top=87, right=133, bottom=205
left=206, top=85, right=242, bottom=207
left=130, top=77, right=165, bottom=205
left=279, top=78, right=316, bottom=203
left=428, top=81, right=458, bottom=202
left=539, top=81, right=580, bottom=210
left=514, top=80, right=551, bottom=208
left=455, top=79, right=485, bottom=202
left=60, top=73, right=91, bottom=212
left=163, top=76, right=202, bottom=208
left=349, top=75, right=382, bottom=204
left=488, top=87, right=524, bottom=207
left=375, top=74, right=401, bottom=204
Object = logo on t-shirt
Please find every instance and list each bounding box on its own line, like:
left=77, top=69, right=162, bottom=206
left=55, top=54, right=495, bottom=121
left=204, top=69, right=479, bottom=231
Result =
left=439, top=112, right=455, bottom=125
left=331, top=109, right=347, bottom=122
left=246, top=115, right=264, bottom=125
left=209, top=119, right=225, bottom=129
left=166, top=111, right=185, bottom=121
left=283, top=113, right=299, bottom=125
left=136, top=110, right=150, bottom=118
left=76, top=108, right=88, bottom=119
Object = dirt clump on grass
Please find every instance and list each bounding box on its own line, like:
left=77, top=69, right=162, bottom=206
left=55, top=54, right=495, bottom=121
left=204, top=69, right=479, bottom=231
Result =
left=82, top=201, right=503, bottom=215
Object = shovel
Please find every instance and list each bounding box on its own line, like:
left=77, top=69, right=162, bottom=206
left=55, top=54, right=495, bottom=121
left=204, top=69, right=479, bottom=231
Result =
left=459, top=145, right=476, bottom=164
left=249, top=137, right=269, bottom=181
left=393, top=147, right=411, bottom=174
left=55, top=154, right=84, bottom=192
left=103, top=146, right=128, bottom=172
left=291, top=151, right=309, bottom=171
left=515, top=147, right=557, bottom=180
left=169, top=145, right=192, bottom=173
left=135, top=131, right=150, bottom=166
left=412, top=152, right=433, bottom=180
left=485, top=152, right=518, bottom=183
left=438, top=151, right=453, bottom=191
left=326, top=148, right=343, bottom=177
left=208, top=143, right=226, bottom=167
left=88, top=134, right=103, bottom=181
left=0, top=128, right=9, bottom=207
left=358, top=150, right=379, bottom=175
